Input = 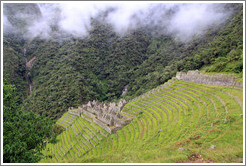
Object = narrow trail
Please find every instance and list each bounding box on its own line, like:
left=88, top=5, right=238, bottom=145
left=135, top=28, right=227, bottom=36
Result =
left=24, top=47, right=36, bottom=94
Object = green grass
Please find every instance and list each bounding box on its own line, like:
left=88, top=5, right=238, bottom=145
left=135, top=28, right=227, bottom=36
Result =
left=40, top=77, right=243, bottom=163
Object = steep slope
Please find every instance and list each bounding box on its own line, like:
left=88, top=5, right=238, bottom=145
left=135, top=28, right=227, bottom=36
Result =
left=40, top=72, right=243, bottom=163
left=3, top=4, right=242, bottom=120
left=127, top=5, right=243, bottom=98
left=3, top=3, right=243, bottom=163
left=3, top=34, right=27, bottom=102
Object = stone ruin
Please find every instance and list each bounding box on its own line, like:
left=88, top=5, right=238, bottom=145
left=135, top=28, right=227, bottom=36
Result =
left=176, top=70, right=243, bottom=88
left=68, top=99, right=132, bottom=134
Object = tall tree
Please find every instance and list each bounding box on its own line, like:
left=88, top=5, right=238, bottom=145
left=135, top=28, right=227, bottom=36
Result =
left=3, top=79, right=56, bottom=163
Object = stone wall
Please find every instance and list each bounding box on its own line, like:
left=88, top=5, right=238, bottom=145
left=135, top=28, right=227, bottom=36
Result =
left=93, top=118, right=112, bottom=134
left=176, top=70, right=243, bottom=88
left=68, top=107, right=80, bottom=116
left=68, top=99, right=132, bottom=134
left=82, top=110, right=96, bottom=120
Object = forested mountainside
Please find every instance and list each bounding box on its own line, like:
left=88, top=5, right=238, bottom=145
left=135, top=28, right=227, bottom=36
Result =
left=3, top=2, right=244, bottom=163
left=3, top=3, right=243, bottom=120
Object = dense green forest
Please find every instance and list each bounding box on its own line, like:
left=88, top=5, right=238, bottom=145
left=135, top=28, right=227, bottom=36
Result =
left=4, top=4, right=243, bottom=120
left=3, top=78, right=56, bottom=162
left=3, top=3, right=243, bottom=163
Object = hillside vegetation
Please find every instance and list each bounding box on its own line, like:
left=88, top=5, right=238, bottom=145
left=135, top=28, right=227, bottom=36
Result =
left=41, top=76, right=243, bottom=163
left=3, top=4, right=242, bottom=120
left=3, top=3, right=243, bottom=163
left=3, top=79, right=56, bottom=163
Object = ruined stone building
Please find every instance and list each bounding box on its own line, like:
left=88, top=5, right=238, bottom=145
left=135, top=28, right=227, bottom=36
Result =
left=68, top=99, right=131, bottom=134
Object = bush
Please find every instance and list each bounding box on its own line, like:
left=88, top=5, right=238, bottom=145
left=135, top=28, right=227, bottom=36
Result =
left=3, top=79, right=56, bottom=163
left=53, top=124, right=65, bottom=135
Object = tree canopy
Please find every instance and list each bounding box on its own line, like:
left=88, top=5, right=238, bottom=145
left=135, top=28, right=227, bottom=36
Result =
left=3, top=78, right=56, bottom=163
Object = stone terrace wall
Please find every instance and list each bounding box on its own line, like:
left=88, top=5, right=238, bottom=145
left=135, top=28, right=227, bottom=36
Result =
left=176, top=70, right=243, bottom=88
left=68, top=99, right=132, bottom=134
left=68, top=108, right=80, bottom=116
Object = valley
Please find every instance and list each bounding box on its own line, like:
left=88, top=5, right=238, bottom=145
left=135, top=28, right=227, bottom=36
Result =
left=2, top=2, right=244, bottom=163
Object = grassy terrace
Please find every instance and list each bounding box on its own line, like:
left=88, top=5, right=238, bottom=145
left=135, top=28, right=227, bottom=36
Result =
left=40, top=112, right=109, bottom=163
left=56, top=112, right=79, bottom=129
left=41, top=78, right=243, bottom=163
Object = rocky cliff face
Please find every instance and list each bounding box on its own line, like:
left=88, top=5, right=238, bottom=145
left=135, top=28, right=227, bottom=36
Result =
left=176, top=70, right=243, bottom=87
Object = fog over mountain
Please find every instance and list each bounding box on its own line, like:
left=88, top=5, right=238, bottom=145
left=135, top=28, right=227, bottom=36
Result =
left=2, top=2, right=243, bottom=163
left=3, top=2, right=234, bottom=42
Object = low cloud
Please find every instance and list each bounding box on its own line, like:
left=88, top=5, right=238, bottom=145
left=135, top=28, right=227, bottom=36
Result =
left=166, top=4, right=229, bottom=41
left=3, top=2, right=235, bottom=42
left=3, top=14, right=14, bottom=34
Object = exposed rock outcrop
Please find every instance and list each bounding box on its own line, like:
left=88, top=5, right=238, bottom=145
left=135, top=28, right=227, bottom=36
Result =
left=26, top=56, right=36, bottom=70
left=23, top=47, right=36, bottom=93
left=122, top=85, right=128, bottom=96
